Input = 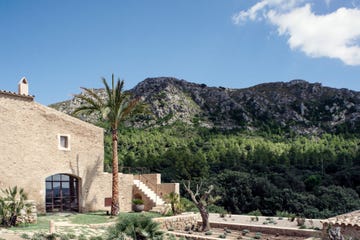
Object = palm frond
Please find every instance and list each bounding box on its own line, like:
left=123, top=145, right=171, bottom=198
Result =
left=81, top=87, right=105, bottom=106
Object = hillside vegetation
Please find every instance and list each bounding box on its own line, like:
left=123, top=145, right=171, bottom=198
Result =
left=112, top=123, right=360, bottom=218
left=50, top=78, right=360, bottom=218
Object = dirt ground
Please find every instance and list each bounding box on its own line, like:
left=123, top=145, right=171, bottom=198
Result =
left=0, top=214, right=323, bottom=240
left=166, top=213, right=322, bottom=240
left=209, top=213, right=323, bottom=229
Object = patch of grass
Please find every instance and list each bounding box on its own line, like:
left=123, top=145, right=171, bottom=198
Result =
left=69, top=212, right=114, bottom=225
left=11, top=215, right=56, bottom=231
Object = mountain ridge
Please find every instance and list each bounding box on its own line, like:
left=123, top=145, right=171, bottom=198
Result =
left=49, top=77, right=360, bottom=135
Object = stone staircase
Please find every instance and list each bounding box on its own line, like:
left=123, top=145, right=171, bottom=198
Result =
left=133, top=179, right=167, bottom=212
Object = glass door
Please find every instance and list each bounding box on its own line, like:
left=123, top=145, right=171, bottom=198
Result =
left=45, top=174, right=79, bottom=212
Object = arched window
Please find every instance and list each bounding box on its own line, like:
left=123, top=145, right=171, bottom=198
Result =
left=45, top=174, right=79, bottom=212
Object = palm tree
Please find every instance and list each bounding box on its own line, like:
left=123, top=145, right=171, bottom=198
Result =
left=164, top=192, right=180, bottom=215
left=73, top=74, right=139, bottom=215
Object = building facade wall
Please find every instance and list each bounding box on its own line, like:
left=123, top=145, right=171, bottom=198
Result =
left=84, top=173, right=133, bottom=212
left=0, top=94, right=108, bottom=212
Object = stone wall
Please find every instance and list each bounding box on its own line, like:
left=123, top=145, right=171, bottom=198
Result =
left=133, top=186, right=154, bottom=211
left=153, top=213, right=200, bottom=230
left=83, top=173, right=134, bottom=212
left=17, top=200, right=37, bottom=224
left=322, top=223, right=360, bottom=240
left=209, top=221, right=321, bottom=238
left=0, top=93, right=131, bottom=213
left=133, top=174, right=179, bottom=211
left=157, top=183, right=180, bottom=199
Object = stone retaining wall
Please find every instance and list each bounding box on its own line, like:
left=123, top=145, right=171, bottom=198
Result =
left=153, top=213, right=200, bottom=230
left=322, top=223, right=360, bottom=240
left=209, top=221, right=322, bottom=238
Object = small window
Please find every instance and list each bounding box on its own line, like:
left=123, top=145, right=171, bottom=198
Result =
left=58, top=134, right=70, bottom=150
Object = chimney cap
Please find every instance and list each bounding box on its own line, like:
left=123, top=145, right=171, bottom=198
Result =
left=18, top=77, right=28, bottom=84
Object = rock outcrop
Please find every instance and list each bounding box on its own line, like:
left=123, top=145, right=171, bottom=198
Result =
left=49, top=77, right=360, bottom=135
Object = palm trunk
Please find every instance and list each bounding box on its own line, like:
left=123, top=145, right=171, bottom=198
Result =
left=111, top=126, right=120, bottom=215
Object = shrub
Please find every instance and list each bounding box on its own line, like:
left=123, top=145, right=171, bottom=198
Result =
left=207, top=204, right=227, bottom=214
left=132, top=199, right=144, bottom=205
left=164, top=192, right=181, bottom=215
left=89, top=237, right=103, bottom=240
left=254, top=232, right=262, bottom=239
left=0, top=186, right=30, bottom=227
left=66, top=233, right=77, bottom=239
left=248, top=209, right=262, bottom=217
left=106, top=214, right=163, bottom=240
left=21, top=233, right=30, bottom=239
left=167, top=234, right=176, bottom=240
left=77, top=235, right=87, bottom=240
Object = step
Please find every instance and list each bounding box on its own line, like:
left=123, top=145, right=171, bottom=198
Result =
left=133, top=180, right=165, bottom=205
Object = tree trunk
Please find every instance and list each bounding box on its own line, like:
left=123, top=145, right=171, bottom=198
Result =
left=111, top=126, right=120, bottom=216
left=199, top=205, right=210, bottom=231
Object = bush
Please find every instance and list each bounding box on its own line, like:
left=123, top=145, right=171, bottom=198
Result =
left=106, top=214, right=163, bottom=240
left=132, top=199, right=144, bottom=205
left=248, top=209, right=262, bottom=217
left=207, top=204, right=227, bottom=214
left=179, top=198, right=197, bottom=212
left=77, top=235, right=87, bottom=240
left=89, top=237, right=103, bottom=240
left=30, top=232, right=60, bottom=240
left=254, top=232, right=262, bottom=239
left=0, top=186, right=30, bottom=227
left=66, top=233, right=77, bottom=239
left=21, top=233, right=30, bottom=239
left=59, top=234, right=70, bottom=240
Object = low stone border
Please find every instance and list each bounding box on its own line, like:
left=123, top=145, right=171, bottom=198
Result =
left=154, top=213, right=200, bottom=230
left=166, top=231, right=221, bottom=240
left=208, top=221, right=321, bottom=238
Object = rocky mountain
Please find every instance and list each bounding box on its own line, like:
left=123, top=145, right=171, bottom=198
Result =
left=49, top=77, right=360, bottom=135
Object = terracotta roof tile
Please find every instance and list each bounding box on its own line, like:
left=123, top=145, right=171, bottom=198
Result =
left=0, top=89, right=34, bottom=100
left=321, top=210, right=360, bottom=227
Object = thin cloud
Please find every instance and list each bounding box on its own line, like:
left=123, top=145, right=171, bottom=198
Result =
left=233, top=0, right=360, bottom=66
left=232, top=0, right=303, bottom=24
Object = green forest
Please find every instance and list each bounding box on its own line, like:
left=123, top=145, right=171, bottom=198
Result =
left=102, top=122, right=360, bottom=219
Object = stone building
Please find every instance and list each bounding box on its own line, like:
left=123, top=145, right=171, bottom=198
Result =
left=0, top=78, right=178, bottom=213
left=321, top=210, right=360, bottom=240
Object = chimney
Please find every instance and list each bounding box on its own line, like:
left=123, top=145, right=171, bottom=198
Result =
left=18, top=77, right=29, bottom=95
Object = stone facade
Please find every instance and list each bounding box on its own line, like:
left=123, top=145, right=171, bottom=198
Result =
left=0, top=80, right=133, bottom=213
left=321, top=210, right=360, bottom=240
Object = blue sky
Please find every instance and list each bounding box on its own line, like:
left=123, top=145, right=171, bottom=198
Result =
left=1, top=0, right=360, bottom=105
